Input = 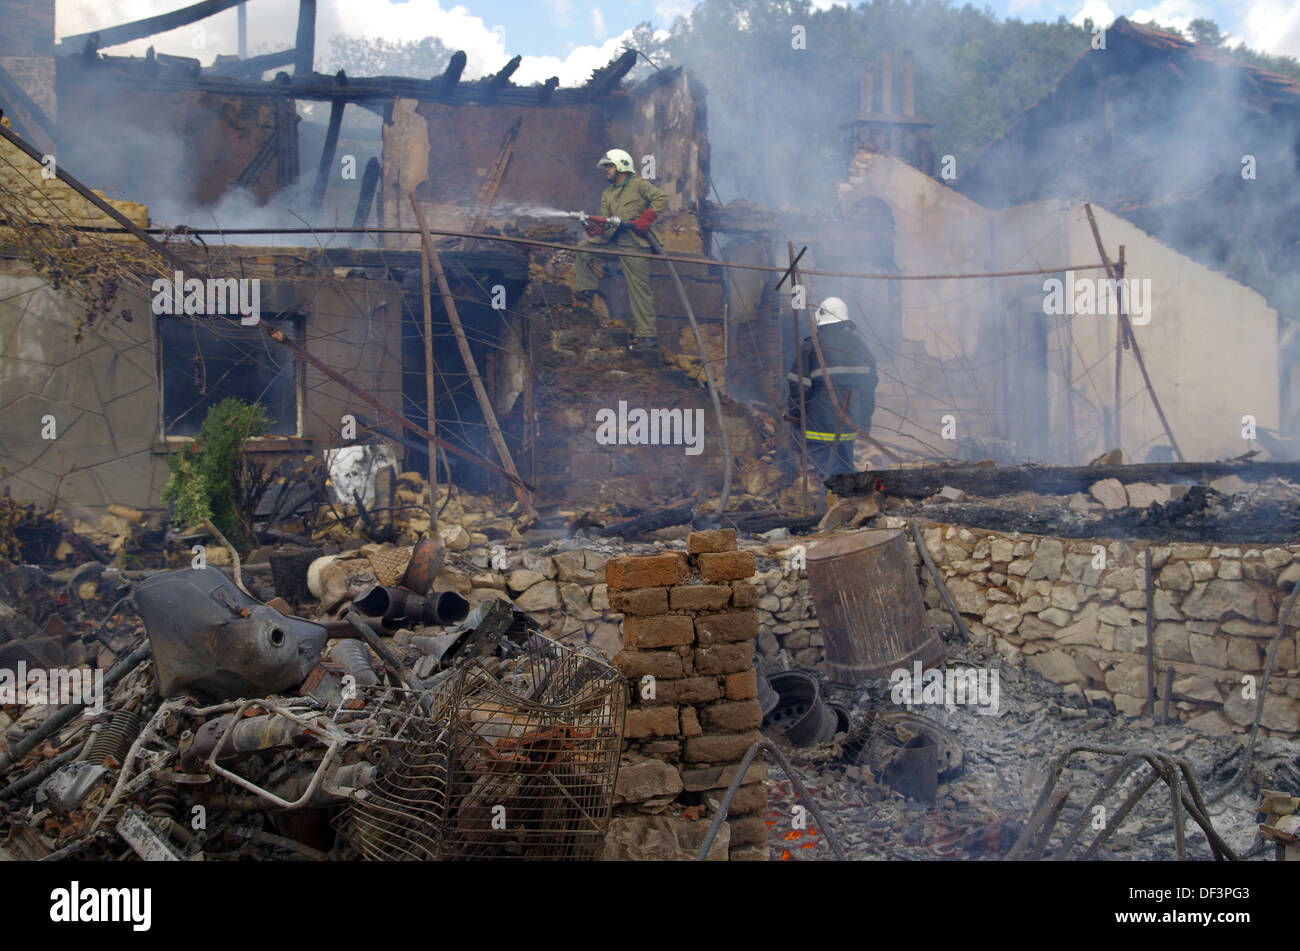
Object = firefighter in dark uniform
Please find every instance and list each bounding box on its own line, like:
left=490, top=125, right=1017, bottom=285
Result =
left=787, top=297, right=879, bottom=477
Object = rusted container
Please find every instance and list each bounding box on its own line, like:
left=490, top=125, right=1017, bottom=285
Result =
left=806, top=528, right=944, bottom=685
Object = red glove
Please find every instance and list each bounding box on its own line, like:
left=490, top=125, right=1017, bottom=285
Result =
left=584, top=218, right=606, bottom=237
left=631, top=208, right=657, bottom=234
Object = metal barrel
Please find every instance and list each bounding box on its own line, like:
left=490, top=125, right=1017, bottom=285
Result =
left=805, top=528, right=944, bottom=685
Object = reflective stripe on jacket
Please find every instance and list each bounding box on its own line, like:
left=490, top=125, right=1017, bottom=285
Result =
left=787, top=321, right=878, bottom=438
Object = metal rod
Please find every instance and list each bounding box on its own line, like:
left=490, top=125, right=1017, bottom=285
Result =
left=1161, top=666, right=1174, bottom=725
left=1083, top=203, right=1183, bottom=461
left=409, top=193, right=536, bottom=518
left=1145, top=548, right=1156, bottom=716
left=0, top=641, right=150, bottom=778
left=693, top=738, right=847, bottom=861
left=421, top=244, right=438, bottom=527
left=0, top=122, right=192, bottom=275
left=909, top=520, right=973, bottom=642
left=10, top=217, right=1109, bottom=283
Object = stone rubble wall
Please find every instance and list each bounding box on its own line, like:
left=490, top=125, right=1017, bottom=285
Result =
left=741, top=519, right=1300, bottom=737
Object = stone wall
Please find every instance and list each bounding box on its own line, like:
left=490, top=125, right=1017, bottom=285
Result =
left=746, top=520, right=1300, bottom=736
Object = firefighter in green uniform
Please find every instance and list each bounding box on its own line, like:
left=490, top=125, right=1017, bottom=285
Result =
left=574, top=148, right=669, bottom=351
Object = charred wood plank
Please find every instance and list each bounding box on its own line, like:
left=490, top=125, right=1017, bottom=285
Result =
left=59, top=0, right=249, bottom=52
left=585, top=50, right=637, bottom=96
left=538, top=76, right=559, bottom=100
left=293, top=0, right=316, bottom=76
left=594, top=506, right=695, bottom=538
left=206, top=47, right=297, bottom=78
left=310, top=98, right=345, bottom=211
left=490, top=55, right=522, bottom=90
left=828, top=461, right=1300, bottom=500
left=439, top=51, right=468, bottom=94
left=351, top=156, right=380, bottom=229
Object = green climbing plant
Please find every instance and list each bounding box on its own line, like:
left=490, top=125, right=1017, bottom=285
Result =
left=162, top=398, right=269, bottom=554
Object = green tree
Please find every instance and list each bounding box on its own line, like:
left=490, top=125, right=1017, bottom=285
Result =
left=320, top=35, right=453, bottom=77
left=1188, top=18, right=1226, bottom=47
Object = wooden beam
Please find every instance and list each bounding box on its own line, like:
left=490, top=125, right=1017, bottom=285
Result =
left=60, top=0, right=250, bottom=51
left=310, top=98, right=344, bottom=211
left=293, top=0, right=316, bottom=76
left=409, top=193, right=536, bottom=518
left=827, top=460, right=1300, bottom=500
left=439, top=51, right=467, bottom=93
left=586, top=50, right=638, bottom=96
left=351, top=156, right=380, bottom=229
left=206, top=47, right=296, bottom=79
left=490, top=55, right=521, bottom=90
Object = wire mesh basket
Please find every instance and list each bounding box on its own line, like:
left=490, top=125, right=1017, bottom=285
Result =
left=341, top=635, right=626, bottom=860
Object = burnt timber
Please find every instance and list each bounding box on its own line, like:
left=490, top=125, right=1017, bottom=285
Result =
left=828, top=461, right=1300, bottom=499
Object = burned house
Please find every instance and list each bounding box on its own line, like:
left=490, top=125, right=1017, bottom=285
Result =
left=0, top=0, right=1298, bottom=869
left=959, top=16, right=1300, bottom=447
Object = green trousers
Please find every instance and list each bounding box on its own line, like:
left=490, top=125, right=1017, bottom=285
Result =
left=575, top=231, right=657, bottom=339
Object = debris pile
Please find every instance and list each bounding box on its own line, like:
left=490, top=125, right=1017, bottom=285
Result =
left=0, top=552, right=626, bottom=861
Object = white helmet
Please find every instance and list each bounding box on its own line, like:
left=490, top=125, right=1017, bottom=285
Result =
left=814, top=297, right=849, bottom=326
left=596, top=148, right=635, bottom=173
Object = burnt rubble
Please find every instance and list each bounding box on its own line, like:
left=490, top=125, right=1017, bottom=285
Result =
left=1, top=458, right=1298, bottom=862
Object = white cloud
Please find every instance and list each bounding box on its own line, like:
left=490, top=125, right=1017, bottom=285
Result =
left=540, top=0, right=573, bottom=28
left=1130, top=0, right=1209, bottom=33
left=1071, top=0, right=1118, bottom=27
left=55, top=0, right=651, bottom=88
left=1237, top=0, right=1300, bottom=58
left=592, top=5, right=608, bottom=41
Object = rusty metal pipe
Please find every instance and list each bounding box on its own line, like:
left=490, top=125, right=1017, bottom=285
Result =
left=353, top=585, right=469, bottom=630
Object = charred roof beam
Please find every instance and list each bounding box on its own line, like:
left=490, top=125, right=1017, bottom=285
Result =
left=59, top=0, right=251, bottom=53
left=584, top=49, right=638, bottom=96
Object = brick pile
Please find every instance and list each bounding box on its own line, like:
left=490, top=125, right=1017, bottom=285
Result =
left=600, top=529, right=769, bottom=860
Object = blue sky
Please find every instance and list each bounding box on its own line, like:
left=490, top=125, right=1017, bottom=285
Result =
left=58, top=0, right=1300, bottom=80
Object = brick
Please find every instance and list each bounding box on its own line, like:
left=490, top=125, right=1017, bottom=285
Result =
left=724, top=668, right=758, bottom=700
left=680, top=706, right=702, bottom=737
left=610, top=587, right=669, bottom=616
left=684, top=731, right=762, bottom=763
left=688, top=529, right=737, bottom=554
left=624, top=614, right=696, bottom=649
left=625, top=706, right=681, bottom=739
left=645, top=676, right=723, bottom=705
left=695, top=610, right=759, bottom=646
left=606, top=553, right=688, bottom=590
left=701, top=700, right=763, bottom=732
left=726, top=815, right=768, bottom=848
left=695, top=641, right=755, bottom=675
left=614, top=650, right=684, bottom=680
left=730, top=581, right=760, bottom=608
left=669, top=584, right=732, bottom=612
left=724, top=782, right=769, bottom=816
left=698, top=550, right=756, bottom=582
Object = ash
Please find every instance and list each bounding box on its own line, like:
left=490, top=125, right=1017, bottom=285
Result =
left=760, top=630, right=1297, bottom=861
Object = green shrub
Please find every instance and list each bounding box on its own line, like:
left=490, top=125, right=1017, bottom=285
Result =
left=162, top=398, right=269, bottom=553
